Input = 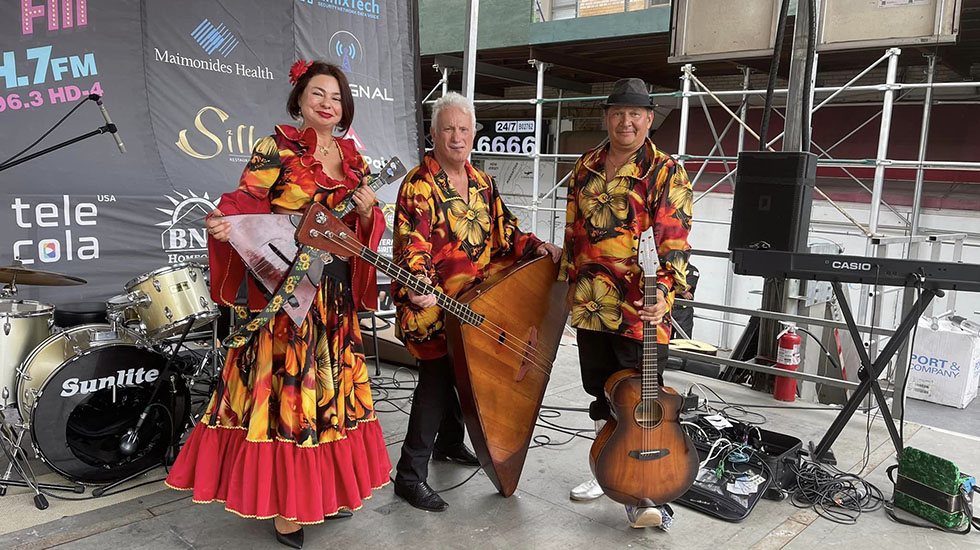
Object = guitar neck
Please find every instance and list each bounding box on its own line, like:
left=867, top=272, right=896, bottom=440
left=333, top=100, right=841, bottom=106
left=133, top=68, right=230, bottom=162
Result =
left=334, top=173, right=388, bottom=218
left=358, top=248, right=485, bottom=326
left=642, top=276, right=659, bottom=401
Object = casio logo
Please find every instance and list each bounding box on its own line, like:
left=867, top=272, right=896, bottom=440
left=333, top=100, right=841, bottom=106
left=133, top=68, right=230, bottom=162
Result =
left=831, top=261, right=872, bottom=271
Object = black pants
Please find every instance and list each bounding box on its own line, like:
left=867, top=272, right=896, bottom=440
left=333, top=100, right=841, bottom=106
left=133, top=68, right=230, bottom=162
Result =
left=577, top=329, right=667, bottom=421
left=395, top=354, right=466, bottom=485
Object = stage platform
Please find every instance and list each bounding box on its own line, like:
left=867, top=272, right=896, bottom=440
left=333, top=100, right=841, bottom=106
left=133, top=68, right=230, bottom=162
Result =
left=1, top=337, right=977, bottom=550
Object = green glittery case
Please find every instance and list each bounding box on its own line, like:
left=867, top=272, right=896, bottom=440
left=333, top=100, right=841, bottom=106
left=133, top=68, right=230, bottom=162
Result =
left=893, top=447, right=972, bottom=529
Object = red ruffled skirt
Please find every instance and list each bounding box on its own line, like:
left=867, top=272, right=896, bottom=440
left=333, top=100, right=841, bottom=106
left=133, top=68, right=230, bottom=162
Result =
left=166, top=278, right=391, bottom=523
left=166, top=420, right=390, bottom=523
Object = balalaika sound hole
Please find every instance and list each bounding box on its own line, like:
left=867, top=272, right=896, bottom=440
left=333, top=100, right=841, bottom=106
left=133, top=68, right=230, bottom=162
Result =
left=634, top=399, right=664, bottom=429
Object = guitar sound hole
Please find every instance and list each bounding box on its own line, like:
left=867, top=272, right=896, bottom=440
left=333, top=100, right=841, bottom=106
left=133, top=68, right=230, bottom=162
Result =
left=634, top=399, right=664, bottom=429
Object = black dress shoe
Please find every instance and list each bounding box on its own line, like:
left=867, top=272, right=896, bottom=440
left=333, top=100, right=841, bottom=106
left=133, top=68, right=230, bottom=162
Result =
left=394, top=481, right=449, bottom=512
left=432, top=444, right=480, bottom=466
left=274, top=526, right=304, bottom=549
left=325, top=509, right=353, bottom=520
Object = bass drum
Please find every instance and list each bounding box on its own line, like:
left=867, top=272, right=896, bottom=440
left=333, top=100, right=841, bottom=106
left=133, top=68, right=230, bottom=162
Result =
left=16, top=324, right=189, bottom=484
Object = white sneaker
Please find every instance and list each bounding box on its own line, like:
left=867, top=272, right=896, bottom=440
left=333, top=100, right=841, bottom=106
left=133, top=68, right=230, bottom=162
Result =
left=625, top=505, right=663, bottom=528
left=569, top=477, right=604, bottom=501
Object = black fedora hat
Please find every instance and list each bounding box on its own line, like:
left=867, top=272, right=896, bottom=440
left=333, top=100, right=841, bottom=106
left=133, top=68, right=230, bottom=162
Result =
left=603, top=78, right=653, bottom=108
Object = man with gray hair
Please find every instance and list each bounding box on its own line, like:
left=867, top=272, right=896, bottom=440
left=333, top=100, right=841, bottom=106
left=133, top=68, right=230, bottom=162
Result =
left=391, top=92, right=561, bottom=512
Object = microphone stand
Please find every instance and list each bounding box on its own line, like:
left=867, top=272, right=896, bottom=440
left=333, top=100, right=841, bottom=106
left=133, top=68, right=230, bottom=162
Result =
left=0, top=94, right=120, bottom=173
left=0, top=123, right=119, bottom=172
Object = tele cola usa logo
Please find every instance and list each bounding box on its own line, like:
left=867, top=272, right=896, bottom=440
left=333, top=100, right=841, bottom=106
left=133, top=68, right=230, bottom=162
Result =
left=10, top=196, right=99, bottom=265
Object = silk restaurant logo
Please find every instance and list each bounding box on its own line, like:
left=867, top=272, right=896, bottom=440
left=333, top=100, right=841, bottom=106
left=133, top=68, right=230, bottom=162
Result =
left=176, top=105, right=259, bottom=164
left=190, top=19, right=240, bottom=57
left=156, top=190, right=216, bottom=264
left=329, top=31, right=362, bottom=73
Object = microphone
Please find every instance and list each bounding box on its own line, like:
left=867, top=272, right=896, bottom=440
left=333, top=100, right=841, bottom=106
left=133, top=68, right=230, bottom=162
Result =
left=90, top=93, right=126, bottom=154
left=119, top=409, right=148, bottom=456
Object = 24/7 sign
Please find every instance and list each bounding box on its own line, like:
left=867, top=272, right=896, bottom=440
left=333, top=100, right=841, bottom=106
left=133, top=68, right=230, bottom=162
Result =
left=475, top=120, right=540, bottom=155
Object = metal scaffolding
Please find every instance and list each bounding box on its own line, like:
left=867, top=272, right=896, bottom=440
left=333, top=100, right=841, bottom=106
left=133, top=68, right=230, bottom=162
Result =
left=424, top=31, right=980, bottom=415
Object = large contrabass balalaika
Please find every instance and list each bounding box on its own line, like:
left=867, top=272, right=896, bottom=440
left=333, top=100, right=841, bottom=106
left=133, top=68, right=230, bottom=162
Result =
left=297, top=202, right=569, bottom=496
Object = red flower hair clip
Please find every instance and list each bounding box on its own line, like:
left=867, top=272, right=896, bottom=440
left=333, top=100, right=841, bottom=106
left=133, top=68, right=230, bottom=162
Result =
left=288, top=59, right=313, bottom=85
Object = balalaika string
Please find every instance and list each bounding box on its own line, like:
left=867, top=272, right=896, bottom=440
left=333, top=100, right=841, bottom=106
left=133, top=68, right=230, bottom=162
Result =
left=308, top=227, right=559, bottom=380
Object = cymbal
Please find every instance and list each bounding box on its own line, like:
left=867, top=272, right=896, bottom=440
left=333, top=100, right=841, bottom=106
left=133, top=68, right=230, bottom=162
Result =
left=0, top=266, right=87, bottom=286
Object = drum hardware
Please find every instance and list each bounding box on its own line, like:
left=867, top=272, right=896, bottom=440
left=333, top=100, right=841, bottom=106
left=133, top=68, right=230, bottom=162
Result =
left=93, top=320, right=195, bottom=497
left=0, top=411, right=84, bottom=508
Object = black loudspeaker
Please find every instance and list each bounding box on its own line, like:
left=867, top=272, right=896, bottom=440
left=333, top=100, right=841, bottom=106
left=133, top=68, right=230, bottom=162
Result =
left=728, top=151, right=817, bottom=253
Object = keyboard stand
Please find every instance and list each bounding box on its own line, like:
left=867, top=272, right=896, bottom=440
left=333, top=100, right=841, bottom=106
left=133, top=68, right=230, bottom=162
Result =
left=810, top=281, right=941, bottom=463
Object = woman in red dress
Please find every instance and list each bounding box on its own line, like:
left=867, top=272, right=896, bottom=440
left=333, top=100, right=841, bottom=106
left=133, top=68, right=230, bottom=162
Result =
left=166, top=60, right=391, bottom=549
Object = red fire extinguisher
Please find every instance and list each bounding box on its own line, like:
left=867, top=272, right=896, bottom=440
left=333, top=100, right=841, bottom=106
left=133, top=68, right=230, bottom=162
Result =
left=774, top=324, right=801, bottom=402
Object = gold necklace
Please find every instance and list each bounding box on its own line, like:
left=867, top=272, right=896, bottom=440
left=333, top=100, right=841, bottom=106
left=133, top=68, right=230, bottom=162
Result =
left=317, top=140, right=333, bottom=155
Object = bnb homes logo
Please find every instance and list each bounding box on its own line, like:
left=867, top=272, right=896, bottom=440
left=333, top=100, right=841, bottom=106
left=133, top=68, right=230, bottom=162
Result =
left=156, top=190, right=216, bottom=264
left=176, top=106, right=259, bottom=164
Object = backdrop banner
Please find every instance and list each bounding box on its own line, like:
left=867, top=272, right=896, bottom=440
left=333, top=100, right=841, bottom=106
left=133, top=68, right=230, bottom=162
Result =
left=0, top=0, right=419, bottom=305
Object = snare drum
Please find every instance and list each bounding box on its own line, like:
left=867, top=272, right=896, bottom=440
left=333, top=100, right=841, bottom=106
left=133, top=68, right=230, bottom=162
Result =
left=16, top=324, right=189, bottom=484
left=0, top=300, right=53, bottom=407
left=124, top=263, right=219, bottom=340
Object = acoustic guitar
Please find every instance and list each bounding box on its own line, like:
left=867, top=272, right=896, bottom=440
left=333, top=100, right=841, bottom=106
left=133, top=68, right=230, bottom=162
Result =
left=589, top=226, right=698, bottom=507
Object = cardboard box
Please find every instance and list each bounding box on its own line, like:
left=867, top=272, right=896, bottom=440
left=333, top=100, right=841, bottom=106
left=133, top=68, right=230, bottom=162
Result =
left=908, top=318, right=980, bottom=409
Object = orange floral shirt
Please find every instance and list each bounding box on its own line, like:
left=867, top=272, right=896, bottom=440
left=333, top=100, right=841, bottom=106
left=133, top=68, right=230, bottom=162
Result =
left=393, top=153, right=543, bottom=360
left=559, top=138, right=693, bottom=344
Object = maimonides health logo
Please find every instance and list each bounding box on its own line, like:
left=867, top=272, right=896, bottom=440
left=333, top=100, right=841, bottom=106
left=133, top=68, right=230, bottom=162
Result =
left=190, top=19, right=240, bottom=58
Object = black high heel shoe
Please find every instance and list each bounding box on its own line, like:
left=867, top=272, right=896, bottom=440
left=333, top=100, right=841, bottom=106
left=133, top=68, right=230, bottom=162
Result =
left=325, top=509, right=353, bottom=520
left=274, top=526, right=304, bottom=549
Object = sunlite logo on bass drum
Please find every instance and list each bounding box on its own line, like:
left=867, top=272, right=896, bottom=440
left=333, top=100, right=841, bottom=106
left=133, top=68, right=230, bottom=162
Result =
left=831, top=260, right=873, bottom=271
left=61, top=367, right=160, bottom=397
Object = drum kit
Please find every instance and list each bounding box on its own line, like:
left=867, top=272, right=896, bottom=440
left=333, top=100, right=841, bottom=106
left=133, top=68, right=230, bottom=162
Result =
left=0, top=262, right=220, bottom=509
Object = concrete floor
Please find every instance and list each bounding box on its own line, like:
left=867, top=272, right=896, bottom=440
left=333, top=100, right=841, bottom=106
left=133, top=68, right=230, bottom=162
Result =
left=1, top=338, right=979, bottom=550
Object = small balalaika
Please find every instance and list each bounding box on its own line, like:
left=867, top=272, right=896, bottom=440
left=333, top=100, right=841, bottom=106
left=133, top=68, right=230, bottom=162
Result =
left=589, top=226, right=698, bottom=506
left=224, top=157, right=406, bottom=325
left=297, top=202, right=569, bottom=497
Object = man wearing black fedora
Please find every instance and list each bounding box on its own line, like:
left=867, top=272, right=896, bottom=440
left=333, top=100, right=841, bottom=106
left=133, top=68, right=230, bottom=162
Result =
left=558, top=77, right=694, bottom=530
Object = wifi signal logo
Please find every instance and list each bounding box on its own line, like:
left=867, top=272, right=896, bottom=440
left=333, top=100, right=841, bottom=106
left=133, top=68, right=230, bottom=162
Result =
left=329, top=31, right=362, bottom=73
